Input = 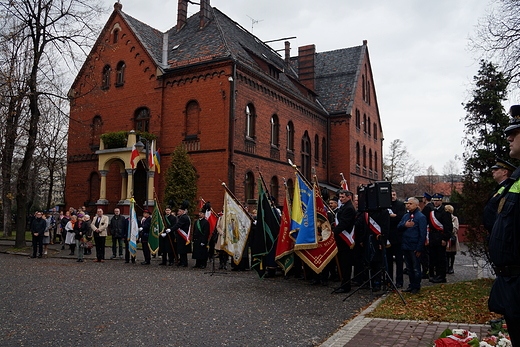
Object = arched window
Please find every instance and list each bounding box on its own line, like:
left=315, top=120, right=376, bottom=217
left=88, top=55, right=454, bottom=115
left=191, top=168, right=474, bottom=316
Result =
left=245, top=171, right=255, bottom=202
left=367, top=81, right=371, bottom=105
left=321, top=137, right=326, bottom=165
left=246, top=104, right=256, bottom=138
left=270, top=114, right=279, bottom=147
left=367, top=117, right=371, bottom=136
left=186, top=100, right=200, bottom=137
left=355, top=109, right=361, bottom=130
left=270, top=176, right=279, bottom=204
left=362, top=75, right=366, bottom=101
left=356, top=142, right=360, bottom=165
left=286, top=121, right=294, bottom=151
left=116, top=61, right=125, bottom=86
left=363, top=145, right=367, bottom=168
left=135, top=107, right=150, bottom=132
left=286, top=178, right=294, bottom=202
left=102, top=65, right=111, bottom=89
left=369, top=149, right=373, bottom=170
left=113, top=29, right=119, bottom=43
left=301, top=131, right=311, bottom=179
left=91, top=115, right=102, bottom=149
left=363, top=114, right=367, bottom=133
left=374, top=151, right=378, bottom=172
left=373, top=124, right=377, bottom=140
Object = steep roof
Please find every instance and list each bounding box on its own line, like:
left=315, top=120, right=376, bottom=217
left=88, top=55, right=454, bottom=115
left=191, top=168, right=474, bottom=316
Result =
left=314, top=46, right=365, bottom=115
left=118, top=7, right=318, bottom=109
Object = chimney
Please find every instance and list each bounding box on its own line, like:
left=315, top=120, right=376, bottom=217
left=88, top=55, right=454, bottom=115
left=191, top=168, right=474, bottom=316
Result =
left=177, top=0, right=188, bottom=32
left=199, top=0, right=212, bottom=28
left=298, top=44, right=316, bottom=92
left=114, top=2, right=122, bottom=11
left=284, top=41, right=291, bottom=65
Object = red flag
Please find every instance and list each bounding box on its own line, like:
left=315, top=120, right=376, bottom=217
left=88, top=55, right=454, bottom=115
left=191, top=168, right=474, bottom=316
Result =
left=275, top=189, right=294, bottom=274
left=130, top=144, right=140, bottom=169
left=200, top=198, right=218, bottom=240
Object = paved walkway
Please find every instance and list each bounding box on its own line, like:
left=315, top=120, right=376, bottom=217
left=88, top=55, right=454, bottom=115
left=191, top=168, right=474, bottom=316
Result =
left=1, top=239, right=494, bottom=346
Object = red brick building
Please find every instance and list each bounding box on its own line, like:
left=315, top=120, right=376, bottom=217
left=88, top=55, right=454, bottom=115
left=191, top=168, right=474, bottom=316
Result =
left=66, top=0, right=383, bottom=214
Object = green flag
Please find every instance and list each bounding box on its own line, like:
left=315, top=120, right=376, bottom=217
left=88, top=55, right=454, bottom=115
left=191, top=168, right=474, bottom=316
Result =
left=149, top=204, right=163, bottom=255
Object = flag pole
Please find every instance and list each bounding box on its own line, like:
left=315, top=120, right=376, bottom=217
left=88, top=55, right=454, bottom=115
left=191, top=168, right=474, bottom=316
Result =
left=155, top=191, right=178, bottom=263
left=199, top=196, right=219, bottom=218
left=256, top=168, right=280, bottom=215
left=221, top=183, right=254, bottom=221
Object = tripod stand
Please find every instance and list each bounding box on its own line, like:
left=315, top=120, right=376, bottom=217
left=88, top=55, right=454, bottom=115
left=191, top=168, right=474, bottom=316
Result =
left=343, top=236, right=406, bottom=304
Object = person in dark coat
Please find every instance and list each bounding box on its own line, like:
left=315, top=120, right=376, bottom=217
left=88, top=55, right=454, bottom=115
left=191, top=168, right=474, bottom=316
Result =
left=488, top=105, right=520, bottom=346
left=386, top=190, right=407, bottom=287
left=483, top=158, right=516, bottom=232
left=139, top=209, right=152, bottom=265
left=171, top=201, right=192, bottom=267
left=332, top=190, right=357, bottom=293
left=192, top=209, right=210, bottom=269
left=426, top=193, right=453, bottom=283
left=160, top=207, right=177, bottom=266
left=31, top=211, right=47, bottom=258
left=109, top=208, right=126, bottom=259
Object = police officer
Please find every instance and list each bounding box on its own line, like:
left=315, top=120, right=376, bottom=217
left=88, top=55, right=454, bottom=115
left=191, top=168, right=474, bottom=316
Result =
left=483, top=158, right=516, bottom=232
left=426, top=193, right=453, bottom=284
left=489, top=105, right=520, bottom=346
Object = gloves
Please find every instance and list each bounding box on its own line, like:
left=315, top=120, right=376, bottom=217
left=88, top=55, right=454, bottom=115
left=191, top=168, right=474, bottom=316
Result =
left=200, top=243, right=205, bottom=246
left=166, top=229, right=171, bottom=233
left=161, top=233, right=167, bottom=238
left=138, top=227, right=143, bottom=231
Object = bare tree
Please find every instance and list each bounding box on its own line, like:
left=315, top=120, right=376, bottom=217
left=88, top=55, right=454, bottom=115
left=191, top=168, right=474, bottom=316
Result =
left=383, top=139, right=423, bottom=184
left=443, top=159, right=461, bottom=193
left=472, top=0, right=520, bottom=85
left=0, top=0, right=103, bottom=247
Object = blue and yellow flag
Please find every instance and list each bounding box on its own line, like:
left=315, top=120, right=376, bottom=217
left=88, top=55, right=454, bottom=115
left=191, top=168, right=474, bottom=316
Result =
left=290, top=173, right=317, bottom=250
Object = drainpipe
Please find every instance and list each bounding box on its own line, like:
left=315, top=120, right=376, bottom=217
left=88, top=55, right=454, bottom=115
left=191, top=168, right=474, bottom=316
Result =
left=228, top=64, right=236, bottom=193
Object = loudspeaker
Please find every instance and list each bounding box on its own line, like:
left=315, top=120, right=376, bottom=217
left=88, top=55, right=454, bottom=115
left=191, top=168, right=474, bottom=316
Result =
left=357, top=181, right=392, bottom=211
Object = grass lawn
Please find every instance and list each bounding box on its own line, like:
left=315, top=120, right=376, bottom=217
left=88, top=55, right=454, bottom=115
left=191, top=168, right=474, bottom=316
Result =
left=367, top=278, right=501, bottom=324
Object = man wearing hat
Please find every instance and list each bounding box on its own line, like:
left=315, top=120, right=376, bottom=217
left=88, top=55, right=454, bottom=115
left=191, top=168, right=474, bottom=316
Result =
left=489, top=105, right=520, bottom=346
left=426, top=193, right=453, bottom=283
left=192, top=208, right=210, bottom=269
left=483, top=158, right=517, bottom=232
left=419, top=193, right=434, bottom=280
left=170, top=201, right=192, bottom=267
left=139, top=209, right=152, bottom=265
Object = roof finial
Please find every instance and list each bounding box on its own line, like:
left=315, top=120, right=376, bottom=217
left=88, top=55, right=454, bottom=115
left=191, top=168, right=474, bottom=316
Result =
left=114, top=1, right=122, bottom=11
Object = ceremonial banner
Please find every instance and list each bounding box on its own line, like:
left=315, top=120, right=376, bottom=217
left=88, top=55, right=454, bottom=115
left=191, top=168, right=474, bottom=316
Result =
left=275, top=189, right=294, bottom=275
left=148, top=204, right=163, bottom=255
left=128, top=199, right=139, bottom=257
left=221, top=191, right=253, bottom=265
left=290, top=173, right=318, bottom=250
left=130, top=144, right=140, bottom=169
left=148, top=140, right=155, bottom=171
left=200, top=198, right=218, bottom=240
left=296, top=183, right=337, bottom=273
left=251, top=180, right=280, bottom=278
left=153, top=148, right=161, bottom=173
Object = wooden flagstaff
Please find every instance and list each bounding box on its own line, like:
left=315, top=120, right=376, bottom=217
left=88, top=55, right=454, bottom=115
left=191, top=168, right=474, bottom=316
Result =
left=257, top=167, right=281, bottom=215
left=199, top=196, right=219, bottom=218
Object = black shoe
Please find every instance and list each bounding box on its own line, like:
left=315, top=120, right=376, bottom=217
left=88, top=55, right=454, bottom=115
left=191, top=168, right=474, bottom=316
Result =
left=168, top=263, right=174, bottom=266
left=396, top=284, right=403, bottom=288
left=31, top=255, right=37, bottom=258
left=61, top=245, right=65, bottom=250
left=410, top=288, right=420, bottom=294
left=310, top=279, right=321, bottom=285
left=159, top=262, right=167, bottom=266
left=402, top=287, right=413, bottom=292
left=192, top=265, right=200, bottom=268
left=429, top=277, right=435, bottom=282
left=141, top=261, right=150, bottom=265
left=350, top=281, right=362, bottom=287
left=321, top=280, right=328, bottom=286
left=69, top=252, right=74, bottom=256
left=422, top=273, right=429, bottom=279
left=37, top=254, right=42, bottom=258
left=125, top=261, right=129, bottom=263
left=447, top=268, right=454, bottom=274
left=432, top=277, right=447, bottom=283
left=200, top=266, right=206, bottom=269
left=373, top=286, right=381, bottom=292
left=333, top=287, right=351, bottom=294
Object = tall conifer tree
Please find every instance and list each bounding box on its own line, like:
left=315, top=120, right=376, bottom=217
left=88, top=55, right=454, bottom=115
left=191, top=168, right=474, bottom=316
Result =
left=163, top=145, right=198, bottom=211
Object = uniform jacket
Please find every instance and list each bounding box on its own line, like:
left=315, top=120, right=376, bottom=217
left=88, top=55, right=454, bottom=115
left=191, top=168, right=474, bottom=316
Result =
left=426, top=205, right=453, bottom=246
left=483, top=180, right=509, bottom=232
left=388, top=199, right=406, bottom=245
left=171, top=212, right=192, bottom=254
left=140, top=216, right=152, bottom=242
left=489, top=168, right=520, bottom=267
left=332, top=199, right=356, bottom=251
left=192, top=217, right=210, bottom=259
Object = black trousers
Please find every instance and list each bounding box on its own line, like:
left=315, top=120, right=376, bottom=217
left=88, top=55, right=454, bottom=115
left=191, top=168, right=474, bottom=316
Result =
left=94, top=236, right=106, bottom=260
left=32, top=234, right=43, bottom=257
left=386, top=244, right=404, bottom=285
left=142, top=241, right=150, bottom=262
left=429, top=245, right=447, bottom=279
left=337, top=248, right=354, bottom=290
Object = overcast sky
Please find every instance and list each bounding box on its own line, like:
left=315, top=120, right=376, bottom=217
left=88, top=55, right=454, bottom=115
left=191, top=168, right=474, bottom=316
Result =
left=101, top=0, right=500, bottom=176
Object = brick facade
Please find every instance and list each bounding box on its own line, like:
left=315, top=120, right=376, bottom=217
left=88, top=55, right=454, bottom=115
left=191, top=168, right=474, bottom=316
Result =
left=65, top=1, right=383, bottom=213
